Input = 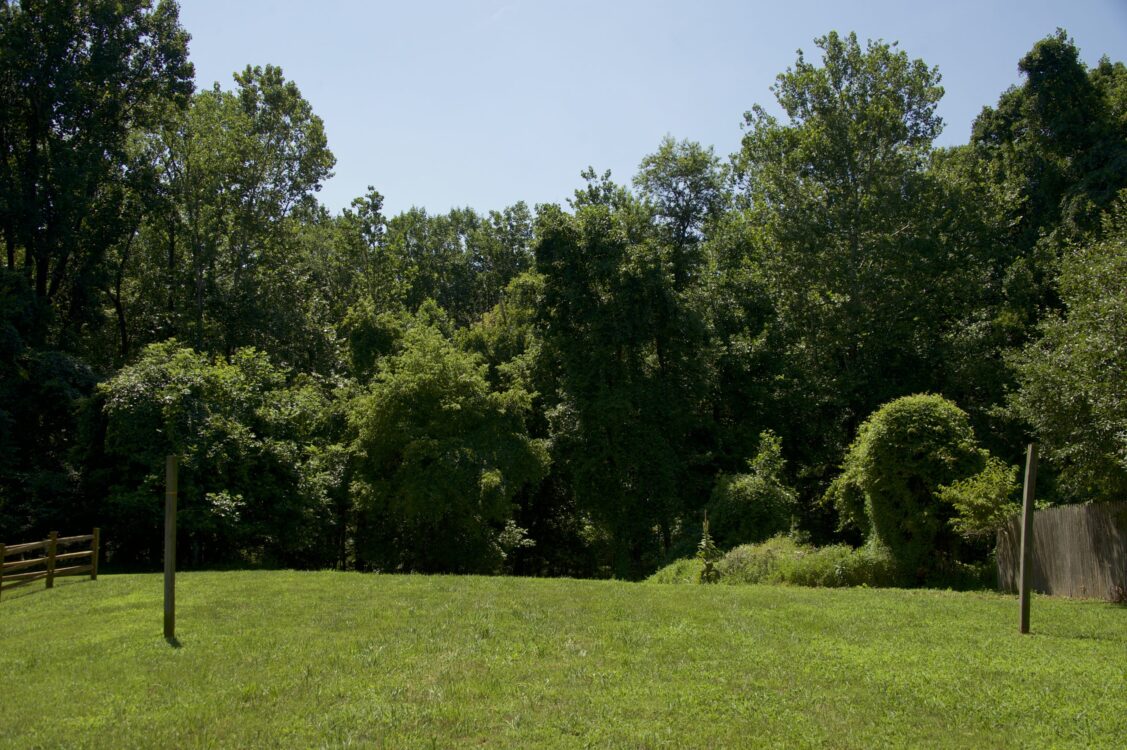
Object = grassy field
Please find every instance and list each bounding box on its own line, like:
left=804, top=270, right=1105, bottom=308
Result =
left=1, top=572, right=1124, bottom=748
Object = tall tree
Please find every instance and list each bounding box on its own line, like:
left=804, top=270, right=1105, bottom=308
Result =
left=1008, top=196, right=1127, bottom=503
left=633, top=136, right=728, bottom=282
left=536, top=171, right=714, bottom=577
left=349, top=305, right=548, bottom=573
left=0, top=0, right=193, bottom=344
left=972, top=31, right=1127, bottom=247
left=734, top=32, right=967, bottom=499
left=118, top=64, right=336, bottom=367
left=381, top=203, right=535, bottom=327
left=966, top=31, right=1127, bottom=369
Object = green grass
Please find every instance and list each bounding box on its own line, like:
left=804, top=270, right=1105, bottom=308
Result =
left=1, top=572, right=1124, bottom=748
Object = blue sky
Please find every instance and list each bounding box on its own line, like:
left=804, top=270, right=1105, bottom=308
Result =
left=177, top=0, right=1127, bottom=217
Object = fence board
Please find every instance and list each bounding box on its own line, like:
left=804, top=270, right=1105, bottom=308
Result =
left=55, top=534, right=94, bottom=546
left=0, top=576, right=45, bottom=592
left=2, top=569, right=49, bottom=584
left=53, top=564, right=92, bottom=578
left=998, top=501, right=1127, bottom=601
left=2, top=540, right=49, bottom=556
left=54, top=550, right=92, bottom=563
left=0, top=530, right=100, bottom=601
left=1, top=556, right=50, bottom=573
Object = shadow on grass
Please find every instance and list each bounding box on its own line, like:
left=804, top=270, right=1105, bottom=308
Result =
left=165, top=636, right=182, bottom=648
left=0, top=576, right=94, bottom=603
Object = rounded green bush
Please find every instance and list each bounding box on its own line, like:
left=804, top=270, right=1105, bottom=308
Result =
left=832, top=394, right=984, bottom=582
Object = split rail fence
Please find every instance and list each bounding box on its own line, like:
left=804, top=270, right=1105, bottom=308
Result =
left=0, top=529, right=100, bottom=601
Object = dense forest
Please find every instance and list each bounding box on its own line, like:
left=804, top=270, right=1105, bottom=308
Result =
left=2, top=1, right=1125, bottom=582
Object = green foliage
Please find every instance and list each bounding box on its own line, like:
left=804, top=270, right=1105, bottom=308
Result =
left=349, top=310, right=548, bottom=573
left=341, top=300, right=409, bottom=383
left=733, top=31, right=983, bottom=513
left=827, top=394, right=985, bottom=581
left=1009, top=197, right=1127, bottom=501
left=650, top=535, right=897, bottom=589
left=0, top=271, right=98, bottom=540
left=707, top=431, right=796, bottom=547
left=938, top=457, right=1021, bottom=539
left=535, top=187, right=714, bottom=578
left=633, top=136, right=729, bottom=274
left=98, top=341, right=346, bottom=567
left=696, top=513, right=721, bottom=583
left=0, top=0, right=193, bottom=344
left=972, top=31, right=1127, bottom=245
left=118, top=64, right=337, bottom=368
left=4, top=19, right=1127, bottom=588
left=382, top=204, right=535, bottom=328
left=720, top=536, right=898, bottom=588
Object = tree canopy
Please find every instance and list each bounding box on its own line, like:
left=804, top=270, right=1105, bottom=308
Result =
left=1, top=17, right=1123, bottom=581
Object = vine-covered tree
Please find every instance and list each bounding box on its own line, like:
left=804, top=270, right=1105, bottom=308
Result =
left=98, top=341, right=347, bottom=567
left=535, top=170, right=714, bottom=577
left=349, top=305, right=548, bottom=573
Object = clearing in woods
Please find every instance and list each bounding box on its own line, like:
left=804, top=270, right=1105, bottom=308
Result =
left=0, top=571, right=1124, bottom=748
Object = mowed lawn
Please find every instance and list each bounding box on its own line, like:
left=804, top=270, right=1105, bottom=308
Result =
left=1, top=572, right=1124, bottom=748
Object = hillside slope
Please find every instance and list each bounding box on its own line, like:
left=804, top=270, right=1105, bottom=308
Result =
left=1, top=572, right=1124, bottom=748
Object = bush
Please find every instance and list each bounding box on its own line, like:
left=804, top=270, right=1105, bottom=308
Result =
left=771, top=542, right=897, bottom=587
left=826, top=394, right=985, bottom=582
left=720, top=536, right=897, bottom=588
left=646, top=556, right=704, bottom=584
left=647, top=535, right=897, bottom=588
left=716, top=535, right=805, bottom=584
left=708, top=431, right=796, bottom=547
left=938, top=456, right=1021, bottom=540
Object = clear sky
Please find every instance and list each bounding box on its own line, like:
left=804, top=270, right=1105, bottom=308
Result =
left=177, top=0, right=1127, bottom=217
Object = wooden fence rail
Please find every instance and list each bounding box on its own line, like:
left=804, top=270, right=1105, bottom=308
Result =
left=0, top=529, right=99, bottom=601
left=997, top=502, right=1127, bottom=601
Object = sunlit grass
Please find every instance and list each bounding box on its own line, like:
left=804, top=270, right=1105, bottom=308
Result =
left=1, top=572, right=1124, bottom=748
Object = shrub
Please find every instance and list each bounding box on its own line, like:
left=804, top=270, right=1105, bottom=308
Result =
left=646, top=556, right=704, bottom=584
left=717, top=535, right=806, bottom=584
left=771, top=542, right=897, bottom=587
left=708, top=431, right=796, bottom=547
left=647, top=535, right=897, bottom=589
left=826, top=394, right=985, bottom=582
left=720, top=536, right=897, bottom=588
left=938, top=456, right=1021, bottom=540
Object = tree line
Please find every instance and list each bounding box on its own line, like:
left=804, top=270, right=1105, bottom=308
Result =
left=2, top=2, right=1124, bottom=581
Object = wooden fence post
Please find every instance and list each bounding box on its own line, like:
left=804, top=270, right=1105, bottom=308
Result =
left=91, top=528, right=100, bottom=581
left=45, top=531, right=57, bottom=590
left=1019, top=443, right=1038, bottom=634
left=164, top=456, right=178, bottom=641
left=0, top=543, right=6, bottom=601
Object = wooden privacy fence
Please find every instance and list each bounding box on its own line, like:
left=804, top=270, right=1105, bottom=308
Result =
left=997, top=502, right=1127, bottom=601
left=0, top=529, right=100, bottom=601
